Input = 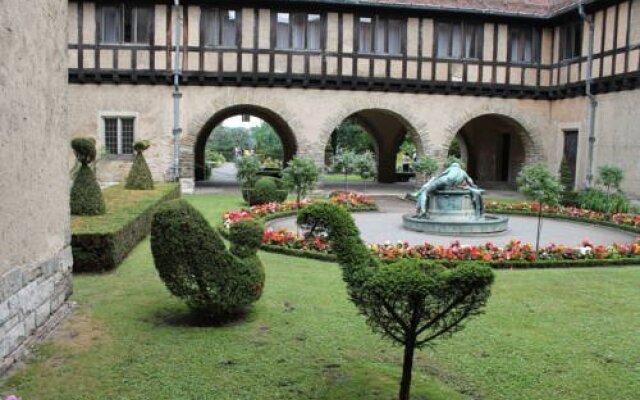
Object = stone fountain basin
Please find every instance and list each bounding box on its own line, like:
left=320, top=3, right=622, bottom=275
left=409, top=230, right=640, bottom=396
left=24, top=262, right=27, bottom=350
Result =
left=402, top=214, right=509, bottom=234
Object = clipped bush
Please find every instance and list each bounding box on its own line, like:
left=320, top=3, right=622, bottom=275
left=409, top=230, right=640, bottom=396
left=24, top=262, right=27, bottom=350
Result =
left=578, top=188, right=630, bottom=213
left=297, top=203, right=494, bottom=400
left=70, top=137, right=105, bottom=215
left=125, top=140, right=154, bottom=190
left=247, top=176, right=288, bottom=205
left=151, top=200, right=265, bottom=319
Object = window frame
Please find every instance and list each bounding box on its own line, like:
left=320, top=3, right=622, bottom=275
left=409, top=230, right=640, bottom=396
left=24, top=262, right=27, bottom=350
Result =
left=508, top=25, right=542, bottom=65
left=98, top=112, right=138, bottom=159
left=434, top=20, right=484, bottom=60
left=357, top=15, right=406, bottom=56
left=559, top=20, right=583, bottom=61
left=98, top=3, right=154, bottom=46
left=201, top=7, right=240, bottom=49
left=274, top=12, right=324, bottom=52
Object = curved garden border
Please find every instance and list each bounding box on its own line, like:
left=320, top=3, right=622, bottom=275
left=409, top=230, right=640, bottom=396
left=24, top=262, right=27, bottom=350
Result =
left=221, top=197, right=640, bottom=269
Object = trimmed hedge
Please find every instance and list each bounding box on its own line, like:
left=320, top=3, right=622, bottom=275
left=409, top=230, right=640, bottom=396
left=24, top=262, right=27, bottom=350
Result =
left=71, top=183, right=179, bottom=273
left=151, top=201, right=265, bottom=319
left=125, top=140, right=154, bottom=190
left=70, top=137, right=105, bottom=215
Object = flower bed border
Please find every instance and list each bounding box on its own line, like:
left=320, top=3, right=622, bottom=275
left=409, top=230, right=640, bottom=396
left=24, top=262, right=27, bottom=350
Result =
left=487, top=208, right=640, bottom=235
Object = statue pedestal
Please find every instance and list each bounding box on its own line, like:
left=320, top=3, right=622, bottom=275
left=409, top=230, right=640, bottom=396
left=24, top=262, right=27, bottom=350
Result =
left=403, top=189, right=508, bottom=234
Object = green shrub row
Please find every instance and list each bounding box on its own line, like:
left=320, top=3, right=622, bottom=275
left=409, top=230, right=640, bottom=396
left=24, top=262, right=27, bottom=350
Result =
left=72, top=184, right=180, bottom=273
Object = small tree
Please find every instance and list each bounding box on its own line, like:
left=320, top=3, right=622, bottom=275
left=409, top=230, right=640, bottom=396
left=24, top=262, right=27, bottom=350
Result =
left=516, top=163, right=562, bottom=252
left=282, top=156, right=320, bottom=205
left=558, top=157, right=574, bottom=191
left=235, top=155, right=261, bottom=187
left=412, top=156, right=439, bottom=184
left=70, top=137, right=106, bottom=215
left=597, top=164, right=624, bottom=211
left=297, top=203, right=494, bottom=400
left=355, top=151, right=376, bottom=194
left=333, top=150, right=358, bottom=191
left=125, top=140, right=154, bottom=190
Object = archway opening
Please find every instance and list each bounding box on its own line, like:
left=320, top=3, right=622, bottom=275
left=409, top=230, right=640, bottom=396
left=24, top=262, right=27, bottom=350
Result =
left=449, top=114, right=528, bottom=189
left=193, top=105, right=297, bottom=183
left=324, top=109, right=422, bottom=184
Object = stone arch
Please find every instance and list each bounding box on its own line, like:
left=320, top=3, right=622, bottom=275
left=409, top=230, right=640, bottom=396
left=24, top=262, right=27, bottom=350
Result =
left=181, top=104, right=298, bottom=181
left=319, top=107, right=427, bottom=183
left=441, top=107, right=547, bottom=165
left=442, top=110, right=546, bottom=187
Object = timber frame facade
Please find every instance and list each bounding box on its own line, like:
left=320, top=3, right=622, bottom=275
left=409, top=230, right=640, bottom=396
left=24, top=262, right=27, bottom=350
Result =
left=68, top=0, right=640, bottom=99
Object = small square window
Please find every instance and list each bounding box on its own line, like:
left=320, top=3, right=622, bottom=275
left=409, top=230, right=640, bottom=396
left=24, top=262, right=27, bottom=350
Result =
left=103, top=116, right=135, bottom=155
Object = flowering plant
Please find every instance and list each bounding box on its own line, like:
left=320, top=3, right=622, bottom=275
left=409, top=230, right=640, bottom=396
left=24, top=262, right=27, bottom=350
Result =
left=4, top=396, right=22, bottom=400
left=486, top=201, right=640, bottom=230
left=328, top=191, right=376, bottom=208
left=263, top=227, right=330, bottom=253
left=369, top=238, right=640, bottom=264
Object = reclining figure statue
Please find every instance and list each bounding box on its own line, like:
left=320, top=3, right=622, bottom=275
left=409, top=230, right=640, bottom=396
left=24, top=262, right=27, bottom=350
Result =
left=413, top=163, right=484, bottom=219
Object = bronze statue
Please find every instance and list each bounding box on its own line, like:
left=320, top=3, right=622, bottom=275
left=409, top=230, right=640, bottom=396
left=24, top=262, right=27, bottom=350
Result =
left=414, top=163, right=484, bottom=218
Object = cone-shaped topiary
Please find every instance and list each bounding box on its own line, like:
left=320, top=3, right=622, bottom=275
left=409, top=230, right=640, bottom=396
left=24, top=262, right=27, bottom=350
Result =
left=297, top=203, right=494, bottom=400
left=150, top=199, right=265, bottom=319
left=70, top=137, right=106, bottom=215
left=125, top=140, right=154, bottom=190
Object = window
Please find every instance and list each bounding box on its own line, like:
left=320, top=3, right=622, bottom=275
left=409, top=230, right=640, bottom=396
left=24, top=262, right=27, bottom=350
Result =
left=100, top=4, right=152, bottom=44
left=560, top=21, right=582, bottom=60
left=358, top=16, right=404, bottom=54
left=435, top=21, right=483, bottom=59
left=103, top=117, right=135, bottom=155
left=202, top=8, right=238, bottom=47
left=276, top=12, right=322, bottom=50
left=509, top=26, right=541, bottom=63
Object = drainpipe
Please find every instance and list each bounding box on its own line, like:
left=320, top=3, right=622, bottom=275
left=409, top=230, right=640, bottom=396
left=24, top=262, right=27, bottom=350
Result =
left=579, top=1, right=597, bottom=188
left=172, top=0, right=183, bottom=181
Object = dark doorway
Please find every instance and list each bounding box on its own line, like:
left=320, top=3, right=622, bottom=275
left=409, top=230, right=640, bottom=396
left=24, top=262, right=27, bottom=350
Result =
left=499, top=133, right=511, bottom=182
left=563, top=130, right=578, bottom=189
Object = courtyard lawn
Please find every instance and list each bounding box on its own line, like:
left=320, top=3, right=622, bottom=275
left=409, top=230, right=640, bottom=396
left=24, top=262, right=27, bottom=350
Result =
left=322, top=173, right=372, bottom=184
left=2, top=194, right=639, bottom=400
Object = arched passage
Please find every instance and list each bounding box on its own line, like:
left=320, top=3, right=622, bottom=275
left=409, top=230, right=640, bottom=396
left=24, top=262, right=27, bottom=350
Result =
left=325, top=109, right=423, bottom=183
left=448, top=114, right=536, bottom=188
left=192, top=105, right=297, bottom=181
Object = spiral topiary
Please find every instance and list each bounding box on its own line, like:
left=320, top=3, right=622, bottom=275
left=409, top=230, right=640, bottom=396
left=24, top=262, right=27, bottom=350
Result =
left=150, top=199, right=265, bottom=319
left=125, top=140, right=154, bottom=190
left=70, top=137, right=106, bottom=215
left=296, top=203, right=494, bottom=400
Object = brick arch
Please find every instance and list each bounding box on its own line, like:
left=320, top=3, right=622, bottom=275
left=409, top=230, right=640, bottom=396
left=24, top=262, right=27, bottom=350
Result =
left=441, top=107, right=548, bottom=165
left=180, top=104, right=298, bottom=180
left=317, top=104, right=430, bottom=160
left=317, top=106, right=428, bottom=183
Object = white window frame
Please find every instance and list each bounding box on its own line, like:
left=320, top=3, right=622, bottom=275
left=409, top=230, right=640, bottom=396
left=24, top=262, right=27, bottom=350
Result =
left=98, top=112, right=139, bottom=158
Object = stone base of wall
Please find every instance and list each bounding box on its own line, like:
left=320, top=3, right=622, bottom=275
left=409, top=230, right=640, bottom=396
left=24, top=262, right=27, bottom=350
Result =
left=0, top=246, right=73, bottom=374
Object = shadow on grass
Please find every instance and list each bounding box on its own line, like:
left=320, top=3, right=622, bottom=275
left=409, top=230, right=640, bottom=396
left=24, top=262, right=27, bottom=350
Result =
left=150, top=305, right=257, bottom=328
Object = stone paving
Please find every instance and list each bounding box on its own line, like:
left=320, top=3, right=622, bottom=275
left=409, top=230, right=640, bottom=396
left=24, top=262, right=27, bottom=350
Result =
left=267, top=196, right=636, bottom=247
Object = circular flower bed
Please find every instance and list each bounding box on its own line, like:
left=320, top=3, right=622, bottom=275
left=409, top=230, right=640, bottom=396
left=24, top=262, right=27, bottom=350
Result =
left=222, top=194, right=640, bottom=269
left=486, top=201, right=640, bottom=233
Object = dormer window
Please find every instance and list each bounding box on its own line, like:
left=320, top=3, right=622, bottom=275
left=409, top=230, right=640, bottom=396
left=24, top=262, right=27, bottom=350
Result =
left=99, top=4, right=153, bottom=45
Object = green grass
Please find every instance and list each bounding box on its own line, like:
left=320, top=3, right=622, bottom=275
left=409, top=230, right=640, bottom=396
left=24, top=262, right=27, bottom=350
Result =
left=3, top=193, right=639, bottom=399
left=71, top=183, right=178, bottom=234
left=322, top=174, right=372, bottom=183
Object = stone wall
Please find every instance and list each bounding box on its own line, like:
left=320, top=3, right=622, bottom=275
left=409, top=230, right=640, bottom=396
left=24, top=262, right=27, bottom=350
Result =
left=67, top=83, right=640, bottom=196
left=0, top=0, right=72, bottom=368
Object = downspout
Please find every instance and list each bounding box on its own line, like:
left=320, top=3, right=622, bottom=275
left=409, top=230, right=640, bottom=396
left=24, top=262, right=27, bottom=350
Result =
left=172, top=0, right=183, bottom=181
left=579, top=1, right=597, bottom=188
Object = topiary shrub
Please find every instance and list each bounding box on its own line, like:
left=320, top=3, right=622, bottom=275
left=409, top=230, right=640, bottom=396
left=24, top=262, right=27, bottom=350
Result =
left=297, top=203, right=494, bottom=400
left=125, top=140, right=154, bottom=190
left=70, top=137, right=106, bottom=215
left=150, top=199, right=265, bottom=319
left=247, top=176, right=288, bottom=205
